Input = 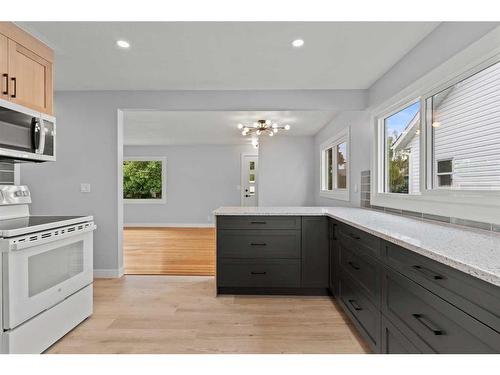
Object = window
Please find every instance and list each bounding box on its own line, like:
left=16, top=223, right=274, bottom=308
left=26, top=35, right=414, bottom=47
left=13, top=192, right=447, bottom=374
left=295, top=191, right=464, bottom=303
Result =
left=320, top=128, right=349, bottom=201
left=436, top=159, right=453, bottom=187
left=425, top=59, right=500, bottom=191
left=372, top=47, right=500, bottom=220
left=123, top=157, right=166, bottom=203
left=381, top=101, right=420, bottom=194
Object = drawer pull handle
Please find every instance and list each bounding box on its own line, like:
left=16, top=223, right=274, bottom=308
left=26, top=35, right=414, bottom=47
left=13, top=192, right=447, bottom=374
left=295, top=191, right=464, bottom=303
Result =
left=250, top=221, right=267, bottom=224
left=412, top=314, right=443, bottom=335
left=11, top=77, right=17, bottom=98
left=412, top=265, right=444, bottom=280
left=349, top=233, right=361, bottom=240
left=250, top=271, right=266, bottom=275
left=2, top=73, right=8, bottom=95
left=250, top=242, right=267, bottom=246
left=348, top=299, right=362, bottom=311
left=348, top=261, right=360, bottom=270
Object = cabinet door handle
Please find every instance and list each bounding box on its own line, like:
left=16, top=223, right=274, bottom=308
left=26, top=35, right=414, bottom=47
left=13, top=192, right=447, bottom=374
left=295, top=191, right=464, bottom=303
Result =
left=250, top=271, right=266, bottom=275
left=250, top=242, right=267, bottom=246
left=10, top=77, right=17, bottom=98
left=412, top=265, right=444, bottom=280
left=412, top=314, right=443, bottom=335
left=2, top=73, right=7, bottom=95
left=348, top=299, right=362, bottom=311
left=349, top=233, right=361, bottom=240
left=250, top=221, right=267, bottom=225
left=348, top=261, right=360, bottom=270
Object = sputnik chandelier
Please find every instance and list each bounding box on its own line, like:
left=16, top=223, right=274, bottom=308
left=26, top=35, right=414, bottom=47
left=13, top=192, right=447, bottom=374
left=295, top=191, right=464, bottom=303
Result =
left=237, top=120, right=291, bottom=148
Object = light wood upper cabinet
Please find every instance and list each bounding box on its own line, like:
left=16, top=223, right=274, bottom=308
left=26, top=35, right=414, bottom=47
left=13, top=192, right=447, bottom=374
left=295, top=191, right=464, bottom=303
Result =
left=0, top=22, right=54, bottom=115
left=7, top=39, right=53, bottom=114
left=0, top=33, right=8, bottom=100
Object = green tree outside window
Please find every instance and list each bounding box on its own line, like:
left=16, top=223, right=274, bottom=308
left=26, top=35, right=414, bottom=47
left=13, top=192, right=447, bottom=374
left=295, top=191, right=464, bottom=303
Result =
left=123, top=160, right=164, bottom=199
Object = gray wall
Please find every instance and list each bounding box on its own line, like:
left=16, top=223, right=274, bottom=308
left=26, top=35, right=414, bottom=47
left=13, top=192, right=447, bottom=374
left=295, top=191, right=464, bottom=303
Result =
left=368, top=22, right=499, bottom=107
left=124, top=144, right=254, bottom=225
left=258, top=136, right=315, bottom=206
left=20, top=89, right=364, bottom=273
left=314, top=111, right=371, bottom=207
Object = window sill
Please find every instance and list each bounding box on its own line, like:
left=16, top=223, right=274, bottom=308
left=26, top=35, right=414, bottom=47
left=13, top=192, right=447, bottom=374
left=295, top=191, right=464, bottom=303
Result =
left=320, top=190, right=349, bottom=201
left=124, top=199, right=166, bottom=205
left=371, top=190, right=500, bottom=224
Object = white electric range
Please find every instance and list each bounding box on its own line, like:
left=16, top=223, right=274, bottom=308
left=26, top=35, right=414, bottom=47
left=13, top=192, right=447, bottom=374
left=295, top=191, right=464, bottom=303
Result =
left=0, top=185, right=95, bottom=354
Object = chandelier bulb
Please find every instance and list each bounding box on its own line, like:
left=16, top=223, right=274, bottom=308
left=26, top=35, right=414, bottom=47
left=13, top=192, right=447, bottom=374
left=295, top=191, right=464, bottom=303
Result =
left=256, top=130, right=261, bottom=135
left=284, top=124, right=291, bottom=130
left=269, top=132, right=274, bottom=136
left=237, top=123, right=243, bottom=129
left=265, top=120, right=271, bottom=125
left=273, top=128, right=278, bottom=133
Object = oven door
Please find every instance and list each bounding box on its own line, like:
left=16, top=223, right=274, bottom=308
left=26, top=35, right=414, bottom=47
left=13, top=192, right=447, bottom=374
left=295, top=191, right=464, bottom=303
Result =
left=2, top=229, right=93, bottom=329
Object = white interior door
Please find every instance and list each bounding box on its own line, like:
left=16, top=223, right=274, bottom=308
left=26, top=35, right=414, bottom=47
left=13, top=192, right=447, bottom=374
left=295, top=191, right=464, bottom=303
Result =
left=241, top=154, right=258, bottom=206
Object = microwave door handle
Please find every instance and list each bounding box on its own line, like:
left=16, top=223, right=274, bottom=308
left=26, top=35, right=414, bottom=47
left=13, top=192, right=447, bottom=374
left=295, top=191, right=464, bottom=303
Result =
left=38, top=118, right=46, bottom=155
left=31, top=118, right=40, bottom=152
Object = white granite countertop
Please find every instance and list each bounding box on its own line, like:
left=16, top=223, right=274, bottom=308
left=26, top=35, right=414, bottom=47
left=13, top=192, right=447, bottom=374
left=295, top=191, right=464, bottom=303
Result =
left=214, top=206, right=500, bottom=287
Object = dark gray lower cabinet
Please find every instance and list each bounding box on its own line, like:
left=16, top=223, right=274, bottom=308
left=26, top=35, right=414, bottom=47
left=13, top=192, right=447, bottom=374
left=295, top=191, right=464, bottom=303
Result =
left=216, top=215, right=328, bottom=295
left=301, top=216, right=329, bottom=288
left=331, top=219, right=500, bottom=354
left=381, top=316, right=421, bottom=354
left=338, top=272, right=381, bottom=351
left=217, top=215, right=500, bottom=353
left=218, top=258, right=301, bottom=288
left=382, top=268, right=500, bottom=353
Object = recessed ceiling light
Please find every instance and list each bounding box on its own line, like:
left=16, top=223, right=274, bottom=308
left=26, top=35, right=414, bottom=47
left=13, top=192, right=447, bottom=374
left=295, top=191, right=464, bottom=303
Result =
left=292, top=39, right=304, bottom=48
left=116, top=40, right=130, bottom=49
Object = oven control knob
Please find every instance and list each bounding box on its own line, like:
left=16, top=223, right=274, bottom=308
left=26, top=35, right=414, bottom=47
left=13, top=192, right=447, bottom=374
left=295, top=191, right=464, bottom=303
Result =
left=14, top=191, right=23, bottom=197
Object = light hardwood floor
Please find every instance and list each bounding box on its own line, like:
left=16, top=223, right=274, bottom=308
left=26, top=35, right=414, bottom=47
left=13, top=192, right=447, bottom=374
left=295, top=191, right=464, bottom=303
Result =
left=124, top=227, right=215, bottom=275
left=46, top=276, right=370, bottom=354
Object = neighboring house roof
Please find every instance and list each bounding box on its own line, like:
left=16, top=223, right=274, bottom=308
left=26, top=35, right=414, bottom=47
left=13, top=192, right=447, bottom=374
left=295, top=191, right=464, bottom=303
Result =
left=392, top=85, right=454, bottom=153
left=391, top=112, right=420, bottom=152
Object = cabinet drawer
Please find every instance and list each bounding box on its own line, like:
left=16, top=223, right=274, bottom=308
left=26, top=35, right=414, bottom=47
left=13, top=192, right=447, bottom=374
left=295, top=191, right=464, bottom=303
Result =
left=381, top=316, right=421, bottom=354
left=217, top=259, right=301, bottom=288
left=384, top=241, right=500, bottom=333
left=338, top=224, right=380, bottom=258
left=382, top=269, right=500, bottom=353
left=339, top=243, right=381, bottom=305
left=218, top=230, right=300, bottom=259
left=338, top=273, right=380, bottom=351
left=217, top=216, right=301, bottom=230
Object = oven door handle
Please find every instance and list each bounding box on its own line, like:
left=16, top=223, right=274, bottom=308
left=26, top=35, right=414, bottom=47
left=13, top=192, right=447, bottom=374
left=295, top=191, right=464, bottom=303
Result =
left=6, top=223, right=96, bottom=251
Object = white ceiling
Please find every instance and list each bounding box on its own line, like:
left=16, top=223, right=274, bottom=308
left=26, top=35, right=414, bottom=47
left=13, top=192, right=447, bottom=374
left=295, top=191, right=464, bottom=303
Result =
left=123, top=110, right=336, bottom=146
left=18, top=22, right=439, bottom=91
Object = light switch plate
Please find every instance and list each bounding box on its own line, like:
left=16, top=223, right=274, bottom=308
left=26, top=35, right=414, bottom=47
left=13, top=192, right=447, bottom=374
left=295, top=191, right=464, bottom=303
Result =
left=80, top=183, right=91, bottom=193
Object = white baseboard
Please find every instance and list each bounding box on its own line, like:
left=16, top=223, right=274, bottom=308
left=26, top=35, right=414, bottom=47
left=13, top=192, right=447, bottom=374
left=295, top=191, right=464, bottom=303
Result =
left=124, top=222, right=215, bottom=228
left=94, top=266, right=124, bottom=278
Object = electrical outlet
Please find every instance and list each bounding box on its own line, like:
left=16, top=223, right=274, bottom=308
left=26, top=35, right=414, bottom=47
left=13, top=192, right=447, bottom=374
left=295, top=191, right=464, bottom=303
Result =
left=80, top=183, right=91, bottom=193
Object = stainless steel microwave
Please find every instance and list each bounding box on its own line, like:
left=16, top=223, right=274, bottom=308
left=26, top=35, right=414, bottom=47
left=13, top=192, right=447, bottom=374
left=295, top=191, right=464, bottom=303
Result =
left=0, top=99, right=56, bottom=162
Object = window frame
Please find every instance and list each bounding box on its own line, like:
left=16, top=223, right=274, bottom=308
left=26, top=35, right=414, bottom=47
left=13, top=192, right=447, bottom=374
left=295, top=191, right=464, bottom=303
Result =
left=319, top=127, right=350, bottom=201
left=435, top=158, right=454, bottom=188
left=377, top=99, right=421, bottom=196
left=123, top=156, right=167, bottom=204
left=371, top=49, right=500, bottom=220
